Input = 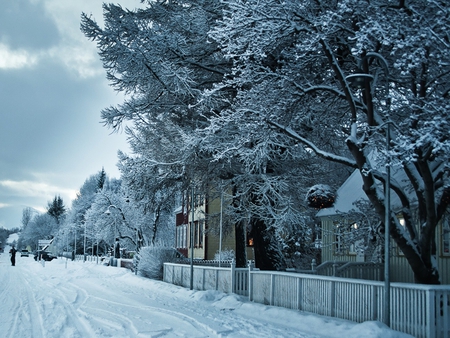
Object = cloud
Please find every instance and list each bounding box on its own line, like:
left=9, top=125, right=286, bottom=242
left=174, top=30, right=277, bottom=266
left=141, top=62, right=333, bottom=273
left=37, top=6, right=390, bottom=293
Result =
left=0, top=43, right=38, bottom=69
left=0, top=180, right=77, bottom=202
left=40, top=0, right=145, bottom=79
left=0, top=203, right=11, bottom=209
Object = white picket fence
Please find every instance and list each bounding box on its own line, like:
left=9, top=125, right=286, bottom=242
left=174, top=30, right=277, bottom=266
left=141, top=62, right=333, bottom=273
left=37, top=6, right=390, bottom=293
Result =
left=163, top=262, right=450, bottom=338
left=163, top=262, right=248, bottom=295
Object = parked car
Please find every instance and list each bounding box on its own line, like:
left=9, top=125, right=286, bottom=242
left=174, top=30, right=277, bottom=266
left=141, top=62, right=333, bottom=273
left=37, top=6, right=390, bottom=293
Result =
left=34, top=251, right=57, bottom=261
left=20, top=250, right=29, bottom=257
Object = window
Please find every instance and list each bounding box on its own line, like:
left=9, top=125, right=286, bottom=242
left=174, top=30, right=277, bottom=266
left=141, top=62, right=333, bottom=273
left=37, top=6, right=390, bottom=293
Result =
left=348, top=223, right=358, bottom=254
left=395, top=216, right=406, bottom=256
left=196, top=220, right=203, bottom=248
left=334, top=221, right=359, bottom=255
left=246, top=230, right=254, bottom=247
left=176, top=224, right=187, bottom=249
left=188, top=220, right=204, bottom=248
left=442, top=216, right=450, bottom=256
left=334, top=223, right=345, bottom=254
left=194, top=193, right=204, bottom=208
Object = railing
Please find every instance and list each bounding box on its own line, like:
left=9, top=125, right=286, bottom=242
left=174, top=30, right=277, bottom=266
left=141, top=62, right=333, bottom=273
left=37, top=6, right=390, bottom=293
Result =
left=292, top=261, right=383, bottom=281
left=335, top=262, right=383, bottom=280
left=314, top=260, right=347, bottom=276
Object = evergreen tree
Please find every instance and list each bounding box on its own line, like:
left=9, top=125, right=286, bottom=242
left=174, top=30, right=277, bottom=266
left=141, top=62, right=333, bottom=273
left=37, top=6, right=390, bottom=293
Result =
left=47, top=195, right=66, bottom=224
left=97, top=167, right=106, bottom=191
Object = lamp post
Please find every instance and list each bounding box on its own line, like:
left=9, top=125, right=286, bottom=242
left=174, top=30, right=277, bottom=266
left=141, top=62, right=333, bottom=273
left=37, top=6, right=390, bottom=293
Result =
left=74, top=226, right=77, bottom=261
left=83, top=220, right=87, bottom=262
left=190, top=187, right=195, bottom=290
left=105, top=205, right=122, bottom=259
left=218, top=189, right=223, bottom=267
left=345, top=52, right=391, bottom=326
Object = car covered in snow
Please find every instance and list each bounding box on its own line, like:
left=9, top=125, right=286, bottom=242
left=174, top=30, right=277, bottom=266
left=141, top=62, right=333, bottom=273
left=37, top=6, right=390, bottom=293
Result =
left=34, top=251, right=57, bottom=261
left=20, top=250, right=30, bottom=257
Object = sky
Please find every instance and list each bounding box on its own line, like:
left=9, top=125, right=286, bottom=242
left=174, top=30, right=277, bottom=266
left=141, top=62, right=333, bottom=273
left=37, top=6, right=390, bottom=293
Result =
left=1, top=234, right=412, bottom=338
left=0, top=0, right=144, bottom=229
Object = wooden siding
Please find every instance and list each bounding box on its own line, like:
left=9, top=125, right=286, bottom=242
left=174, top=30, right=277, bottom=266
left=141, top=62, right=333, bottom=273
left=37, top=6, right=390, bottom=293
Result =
left=205, top=195, right=254, bottom=261
left=320, top=216, right=450, bottom=284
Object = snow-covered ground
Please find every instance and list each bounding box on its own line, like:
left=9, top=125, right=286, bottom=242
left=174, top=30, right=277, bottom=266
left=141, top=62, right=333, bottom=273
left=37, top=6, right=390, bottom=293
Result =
left=1, top=236, right=412, bottom=338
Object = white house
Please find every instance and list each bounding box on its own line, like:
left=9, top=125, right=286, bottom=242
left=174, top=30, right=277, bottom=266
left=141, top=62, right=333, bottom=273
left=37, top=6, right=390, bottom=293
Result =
left=316, top=169, right=450, bottom=284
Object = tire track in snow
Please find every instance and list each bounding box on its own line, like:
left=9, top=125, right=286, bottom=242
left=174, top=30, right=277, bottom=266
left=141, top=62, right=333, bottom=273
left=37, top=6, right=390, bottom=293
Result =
left=0, top=260, right=46, bottom=338
left=25, top=273, right=101, bottom=337
left=63, top=278, right=221, bottom=337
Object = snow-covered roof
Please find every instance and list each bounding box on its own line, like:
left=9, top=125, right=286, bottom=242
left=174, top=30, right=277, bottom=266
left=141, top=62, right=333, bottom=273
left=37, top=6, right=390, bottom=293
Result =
left=316, top=170, right=367, bottom=217
left=316, top=166, right=416, bottom=218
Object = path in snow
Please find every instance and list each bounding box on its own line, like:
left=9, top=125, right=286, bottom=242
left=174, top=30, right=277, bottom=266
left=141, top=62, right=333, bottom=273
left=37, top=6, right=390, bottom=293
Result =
left=0, top=242, right=411, bottom=338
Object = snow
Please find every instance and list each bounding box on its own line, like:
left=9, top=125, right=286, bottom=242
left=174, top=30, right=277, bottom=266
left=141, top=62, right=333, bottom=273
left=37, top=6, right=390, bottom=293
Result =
left=1, top=236, right=411, bottom=338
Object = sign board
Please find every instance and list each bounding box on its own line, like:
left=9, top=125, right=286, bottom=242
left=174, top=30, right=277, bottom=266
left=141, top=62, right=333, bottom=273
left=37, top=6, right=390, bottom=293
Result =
left=38, top=240, right=52, bottom=246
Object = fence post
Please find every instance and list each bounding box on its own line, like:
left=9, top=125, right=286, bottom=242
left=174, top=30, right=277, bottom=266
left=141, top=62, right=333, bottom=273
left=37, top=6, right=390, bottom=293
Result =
left=311, top=259, right=316, bottom=271
left=231, top=259, right=236, bottom=294
left=333, top=261, right=338, bottom=276
left=216, top=269, right=219, bottom=291
left=297, top=277, right=302, bottom=311
left=248, top=262, right=254, bottom=301
left=172, top=264, right=176, bottom=285
left=270, top=273, right=275, bottom=306
left=371, top=284, right=378, bottom=321
left=330, top=280, right=336, bottom=317
left=426, top=289, right=436, bottom=338
left=202, top=267, right=206, bottom=291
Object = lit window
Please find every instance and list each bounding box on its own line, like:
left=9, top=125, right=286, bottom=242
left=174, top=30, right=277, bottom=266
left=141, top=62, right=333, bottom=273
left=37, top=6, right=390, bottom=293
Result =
left=348, top=223, right=358, bottom=254
left=334, top=222, right=359, bottom=255
left=247, top=237, right=254, bottom=247
left=334, top=223, right=344, bottom=254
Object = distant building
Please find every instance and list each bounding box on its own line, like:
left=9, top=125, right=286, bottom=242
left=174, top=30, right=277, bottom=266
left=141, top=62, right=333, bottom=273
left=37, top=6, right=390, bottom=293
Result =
left=174, top=189, right=254, bottom=261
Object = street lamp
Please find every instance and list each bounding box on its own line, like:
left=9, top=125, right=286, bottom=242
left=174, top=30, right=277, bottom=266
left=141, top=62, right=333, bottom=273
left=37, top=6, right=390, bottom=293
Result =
left=83, top=220, right=87, bottom=262
left=105, top=205, right=121, bottom=259
left=345, top=52, right=391, bottom=326
left=190, top=186, right=195, bottom=290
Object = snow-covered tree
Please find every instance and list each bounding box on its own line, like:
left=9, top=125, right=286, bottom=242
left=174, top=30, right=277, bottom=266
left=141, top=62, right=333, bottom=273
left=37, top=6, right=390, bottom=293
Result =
left=207, top=0, right=450, bottom=283
left=81, top=1, right=347, bottom=270
left=19, top=213, right=57, bottom=250
left=80, top=1, right=237, bottom=256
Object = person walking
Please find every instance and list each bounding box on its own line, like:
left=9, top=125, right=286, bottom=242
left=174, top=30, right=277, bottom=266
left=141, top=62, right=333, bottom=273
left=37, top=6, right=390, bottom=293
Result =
left=9, top=246, right=16, bottom=266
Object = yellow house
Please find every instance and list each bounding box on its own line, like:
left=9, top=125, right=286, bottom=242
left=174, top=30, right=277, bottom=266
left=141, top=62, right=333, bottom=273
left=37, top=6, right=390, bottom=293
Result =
left=317, top=170, right=450, bottom=284
left=174, top=190, right=254, bottom=261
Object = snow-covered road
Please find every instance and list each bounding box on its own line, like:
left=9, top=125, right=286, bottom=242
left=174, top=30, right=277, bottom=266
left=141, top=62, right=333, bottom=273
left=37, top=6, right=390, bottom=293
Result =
left=0, top=244, right=411, bottom=338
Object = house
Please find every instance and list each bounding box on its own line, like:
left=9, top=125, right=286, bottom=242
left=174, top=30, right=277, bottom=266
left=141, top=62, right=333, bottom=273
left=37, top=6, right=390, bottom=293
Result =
left=316, top=169, right=450, bottom=284
left=174, top=189, right=254, bottom=261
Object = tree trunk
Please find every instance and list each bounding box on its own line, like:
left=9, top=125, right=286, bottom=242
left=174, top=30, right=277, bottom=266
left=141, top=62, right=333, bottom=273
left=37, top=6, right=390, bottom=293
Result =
left=234, top=220, right=247, bottom=268
left=347, top=140, right=441, bottom=284
left=250, top=218, right=286, bottom=271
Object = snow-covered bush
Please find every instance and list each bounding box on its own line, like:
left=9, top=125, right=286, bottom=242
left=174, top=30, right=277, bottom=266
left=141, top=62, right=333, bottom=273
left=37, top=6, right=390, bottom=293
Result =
left=305, top=184, right=335, bottom=209
left=136, top=245, right=178, bottom=280
left=213, top=249, right=235, bottom=261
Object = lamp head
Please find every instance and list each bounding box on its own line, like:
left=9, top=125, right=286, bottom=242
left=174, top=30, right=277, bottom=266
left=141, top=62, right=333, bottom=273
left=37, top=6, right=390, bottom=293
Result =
left=345, top=73, right=374, bottom=89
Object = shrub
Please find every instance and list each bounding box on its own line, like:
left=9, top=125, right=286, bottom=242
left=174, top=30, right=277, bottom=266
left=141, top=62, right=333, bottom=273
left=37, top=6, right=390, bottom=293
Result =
left=136, top=245, right=178, bottom=280
left=213, top=249, right=235, bottom=261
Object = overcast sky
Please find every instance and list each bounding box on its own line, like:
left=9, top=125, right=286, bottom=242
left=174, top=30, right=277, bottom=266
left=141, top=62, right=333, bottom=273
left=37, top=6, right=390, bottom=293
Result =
left=0, top=0, right=142, bottom=229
